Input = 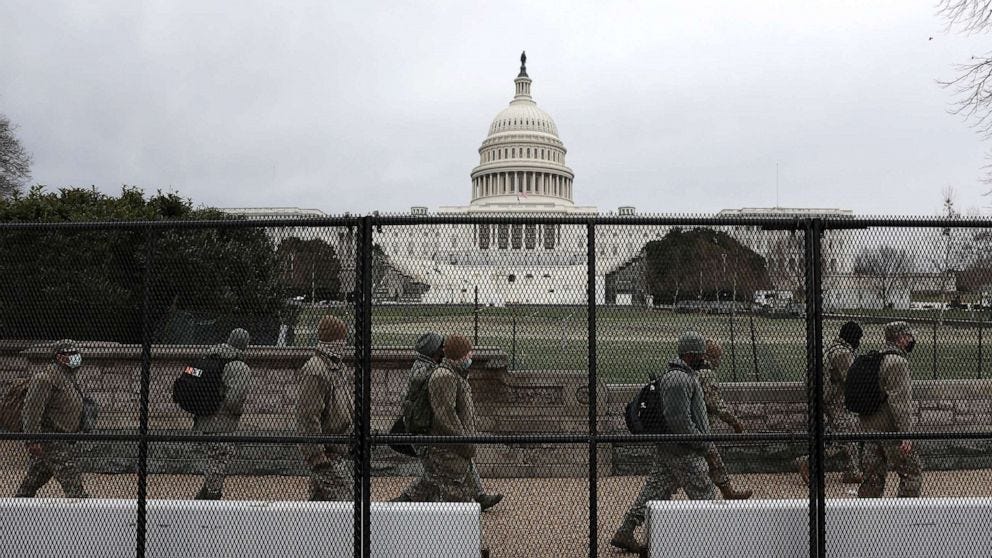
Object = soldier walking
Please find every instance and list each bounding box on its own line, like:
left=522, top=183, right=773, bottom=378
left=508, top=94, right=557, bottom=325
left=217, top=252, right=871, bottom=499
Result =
left=394, top=331, right=502, bottom=509
left=699, top=339, right=752, bottom=499
left=610, top=331, right=717, bottom=554
left=796, top=321, right=864, bottom=484
left=398, top=334, right=478, bottom=502
left=16, top=340, right=89, bottom=498
left=192, top=328, right=251, bottom=500
left=297, top=316, right=354, bottom=501
left=857, top=321, right=922, bottom=498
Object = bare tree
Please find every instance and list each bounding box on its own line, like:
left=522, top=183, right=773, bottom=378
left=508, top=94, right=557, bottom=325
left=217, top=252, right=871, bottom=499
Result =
left=854, top=245, right=916, bottom=308
left=938, top=2, right=992, bottom=184
left=0, top=114, right=32, bottom=199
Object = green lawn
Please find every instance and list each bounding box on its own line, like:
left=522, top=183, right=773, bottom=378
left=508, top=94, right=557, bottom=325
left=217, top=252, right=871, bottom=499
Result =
left=293, top=305, right=992, bottom=382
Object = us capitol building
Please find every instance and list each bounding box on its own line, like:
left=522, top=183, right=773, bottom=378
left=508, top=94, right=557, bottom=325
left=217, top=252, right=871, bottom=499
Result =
left=228, top=53, right=869, bottom=307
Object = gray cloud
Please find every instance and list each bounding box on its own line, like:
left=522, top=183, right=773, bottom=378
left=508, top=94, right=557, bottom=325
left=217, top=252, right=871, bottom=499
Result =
left=0, top=0, right=987, bottom=216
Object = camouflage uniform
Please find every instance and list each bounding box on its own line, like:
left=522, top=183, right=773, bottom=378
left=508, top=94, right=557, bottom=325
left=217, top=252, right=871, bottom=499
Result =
left=797, top=338, right=862, bottom=478
left=16, top=360, right=88, bottom=498
left=401, top=358, right=477, bottom=502
left=621, top=359, right=716, bottom=527
left=858, top=341, right=922, bottom=498
left=296, top=342, right=354, bottom=501
left=192, top=340, right=251, bottom=498
left=696, top=367, right=742, bottom=487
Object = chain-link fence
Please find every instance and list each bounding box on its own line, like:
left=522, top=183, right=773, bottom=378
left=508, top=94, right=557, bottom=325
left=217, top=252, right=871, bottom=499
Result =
left=1, top=215, right=991, bottom=557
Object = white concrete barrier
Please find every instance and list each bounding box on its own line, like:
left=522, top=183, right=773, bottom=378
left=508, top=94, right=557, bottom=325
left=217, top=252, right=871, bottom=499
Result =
left=825, top=498, right=992, bottom=558
left=646, top=499, right=808, bottom=557
left=647, top=498, right=992, bottom=558
left=0, top=498, right=137, bottom=558
left=371, top=502, right=481, bottom=558
left=0, top=499, right=481, bottom=558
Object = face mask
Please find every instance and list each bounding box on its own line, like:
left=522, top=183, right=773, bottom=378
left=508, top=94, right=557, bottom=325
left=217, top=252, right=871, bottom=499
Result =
left=66, top=354, right=82, bottom=368
left=461, top=358, right=473, bottom=370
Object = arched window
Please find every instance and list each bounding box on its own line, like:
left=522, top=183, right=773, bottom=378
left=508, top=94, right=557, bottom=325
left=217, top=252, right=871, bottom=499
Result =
left=512, top=148, right=516, bottom=157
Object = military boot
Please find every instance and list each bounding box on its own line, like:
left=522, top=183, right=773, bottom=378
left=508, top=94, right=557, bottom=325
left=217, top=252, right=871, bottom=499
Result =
left=194, top=486, right=222, bottom=500
left=475, top=492, right=504, bottom=511
left=717, top=481, right=753, bottom=500
left=609, top=519, right=643, bottom=554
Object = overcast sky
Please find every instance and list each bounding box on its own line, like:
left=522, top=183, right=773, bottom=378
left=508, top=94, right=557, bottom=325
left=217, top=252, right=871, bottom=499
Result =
left=1, top=1, right=990, bottom=216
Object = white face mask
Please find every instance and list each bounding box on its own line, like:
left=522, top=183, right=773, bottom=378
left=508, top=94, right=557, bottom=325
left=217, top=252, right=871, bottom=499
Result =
left=66, top=354, right=82, bottom=368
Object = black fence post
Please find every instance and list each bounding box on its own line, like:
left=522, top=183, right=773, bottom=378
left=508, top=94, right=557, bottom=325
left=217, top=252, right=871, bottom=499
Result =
left=351, top=219, right=365, bottom=558
left=360, top=217, right=374, bottom=558
left=474, top=285, right=480, bottom=345
left=805, top=219, right=826, bottom=558
left=587, top=221, right=598, bottom=558
left=136, top=225, right=153, bottom=558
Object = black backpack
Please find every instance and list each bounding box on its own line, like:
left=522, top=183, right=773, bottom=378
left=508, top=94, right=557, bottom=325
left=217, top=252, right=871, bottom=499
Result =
left=172, top=355, right=233, bottom=416
left=402, top=366, right=438, bottom=435
left=625, top=377, right=666, bottom=434
left=844, top=350, right=895, bottom=415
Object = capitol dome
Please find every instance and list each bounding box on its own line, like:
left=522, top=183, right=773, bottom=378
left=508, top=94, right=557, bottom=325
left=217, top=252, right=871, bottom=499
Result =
left=470, top=52, right=575, bottom=208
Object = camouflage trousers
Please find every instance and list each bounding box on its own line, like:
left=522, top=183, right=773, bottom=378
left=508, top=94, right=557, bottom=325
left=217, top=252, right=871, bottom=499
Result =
left=201, top=442, right=235, bottom=494
left=16, top=442, right=88, bottom=498
left=623, top=447, right=716, bottom=527
left=401, top=446, right=475, bottom=502
left=705, top=443, right=730, bottom=487
left=307, top=455, right=353, bottom=501
left=797, top=403, right=861, bottom=476
left=858, top=441, right=922, bottom=498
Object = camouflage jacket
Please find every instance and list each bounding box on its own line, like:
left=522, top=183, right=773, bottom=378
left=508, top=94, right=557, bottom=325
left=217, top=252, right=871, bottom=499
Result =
left=296, top=344, right=354, bottom=464
left=22, top=363, right=83, bottom=434
left=824, top=338, right=856, bottom=410
left=859, top=343, right=914, bottom=434
left=653, top=359, right=711, bottom=455
left=696, top=367, right=739, bottom=428
left=427, top=358, right=477, bottom=459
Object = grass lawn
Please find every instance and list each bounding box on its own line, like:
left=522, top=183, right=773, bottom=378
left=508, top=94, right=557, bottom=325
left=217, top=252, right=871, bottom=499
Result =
left=293, top=305, right=992, bottom=382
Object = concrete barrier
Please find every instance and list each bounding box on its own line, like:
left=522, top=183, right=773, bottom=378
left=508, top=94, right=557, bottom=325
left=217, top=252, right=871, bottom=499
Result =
left=0, top=499, right=481, bottom=558
left=646, top=498, right=992, bottom=558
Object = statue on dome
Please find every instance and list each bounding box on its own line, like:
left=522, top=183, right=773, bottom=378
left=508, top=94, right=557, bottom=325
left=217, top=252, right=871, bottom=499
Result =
left=519, top=51, right=528, bottom=77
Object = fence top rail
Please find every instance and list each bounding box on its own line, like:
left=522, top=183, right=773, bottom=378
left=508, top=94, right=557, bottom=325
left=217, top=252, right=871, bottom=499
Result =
left=0, top=216, right=360, bottom=231
left=2, top=214, right=992, bottom=230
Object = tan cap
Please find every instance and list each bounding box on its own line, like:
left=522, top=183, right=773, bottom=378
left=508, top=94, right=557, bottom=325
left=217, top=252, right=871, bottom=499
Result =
left=443, top=334, right=472, bottom=361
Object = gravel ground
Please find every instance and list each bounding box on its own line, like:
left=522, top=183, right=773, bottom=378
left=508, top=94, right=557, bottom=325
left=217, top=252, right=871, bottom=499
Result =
left=3, top=469, right=991, bottom=557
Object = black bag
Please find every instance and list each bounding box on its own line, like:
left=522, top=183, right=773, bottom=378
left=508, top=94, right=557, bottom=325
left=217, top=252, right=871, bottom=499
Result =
left=844, top=351, right=893, bottom=415
left=401, top=366, right=437, bottom=435
left=172, top=355, right=233, bottom=416
left=625, top=378, right=666, bottom=434
left=388, top=417, right=417, bottom=457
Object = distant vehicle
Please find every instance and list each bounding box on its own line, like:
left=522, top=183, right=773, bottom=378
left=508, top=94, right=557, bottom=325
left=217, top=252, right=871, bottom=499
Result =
left=754, top=290, right=793, bottom=308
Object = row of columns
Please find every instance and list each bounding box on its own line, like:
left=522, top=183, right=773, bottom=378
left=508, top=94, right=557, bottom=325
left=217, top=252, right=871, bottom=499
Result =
left=477, top=223, right=559, bottom=249
left=473, top=171, right=572, bottom=200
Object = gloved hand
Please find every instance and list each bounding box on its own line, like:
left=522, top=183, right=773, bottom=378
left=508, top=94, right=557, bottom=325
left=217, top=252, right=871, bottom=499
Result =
left=732, top=420, right=746, bottom=434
